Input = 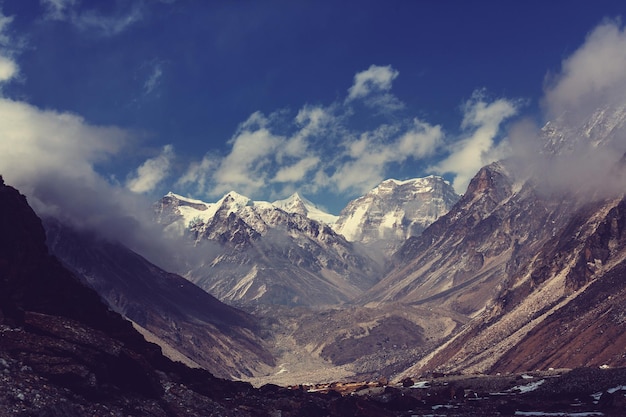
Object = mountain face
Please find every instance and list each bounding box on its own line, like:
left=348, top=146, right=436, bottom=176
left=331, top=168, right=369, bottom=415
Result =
left=542, top=102, right=626, bottom=154
left=44, top=219, right=275, bottom=379
left=154, top=191, right=381, bottom=307
left=364, top=105, right=626, bottom=377
left=0, top=178, right=247, bottom=414
left=360, top=163, right=552, bottom=313
left=153, top=176, right=458, bottom=307
left=332, top=176, right=459, bottom=255
left=401, top=192, right=626, bottom=377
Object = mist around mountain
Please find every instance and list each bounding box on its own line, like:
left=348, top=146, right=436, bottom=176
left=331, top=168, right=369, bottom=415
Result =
left=44, top=218, right=275, bottom=379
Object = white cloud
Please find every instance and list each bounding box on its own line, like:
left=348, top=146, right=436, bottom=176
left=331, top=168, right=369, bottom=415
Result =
left=0, top=11, right=18, bottom=85
left=273, top=156, right=320, bottom=183
left=397, top=118, right=443, bottom=158
left=329, top=119, right=444, bottom=194
left=0, top=96, right=130, bottom=223
left=179, top=107, right=340, bottom=198
left=0, top=96, right=185, bottom=269
left=40, top=0, right=78, bottom=20
left=432, top=92, right=519, bottom=194
left=143, top=63, right=163, bottom=95
left=40, top=0, right=144, bottom=37
left=0, top=98, right=125, bottom=187
left=0, top=54, right=16, bottom=83
left=347, top=64, right=399, bottom=100
left=544, top=19, right=626, bottom=120
left=127, top=144, right=175, bottom=193
left=203, top=112, right=285, bottom=196
left=176, top=153, right=218, bottom=195
left=179, top=65, right=446, bottom=200
left=507, top=19, right=626, bottom=200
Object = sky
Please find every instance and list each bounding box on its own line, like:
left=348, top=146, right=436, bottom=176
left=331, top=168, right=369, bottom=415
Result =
left=0, top=0, right=625, bottom=228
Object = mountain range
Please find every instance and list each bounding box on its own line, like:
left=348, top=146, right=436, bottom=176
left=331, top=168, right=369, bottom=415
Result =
left=2, top=176, right=465, bottom=416
left=152, top=177, right=458, bottom=308
left=5, top=100, right=626, bottom=404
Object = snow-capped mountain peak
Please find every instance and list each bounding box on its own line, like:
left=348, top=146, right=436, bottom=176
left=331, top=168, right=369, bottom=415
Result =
left=272, top=192, right=338, bottom=225
left=332, top=175, right=459, bottom=249
left=217, top=191, right=254, bottom=212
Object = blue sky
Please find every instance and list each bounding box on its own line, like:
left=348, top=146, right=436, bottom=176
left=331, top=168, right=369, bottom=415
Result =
left=0, top=0, right=625, bottom=216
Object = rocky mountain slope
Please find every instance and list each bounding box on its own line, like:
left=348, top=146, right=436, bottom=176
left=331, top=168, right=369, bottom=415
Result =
left=361, top=162, right=572, bottom=315
left=154, top=191, right=381, bottom=307
left=0, top=178, right=255, bottom=415
left=44, top=219, right=275, bottom=379
left=364, top=104, right=626, bottom=378
left=153, top=176, right=457, bottom=308
left=403, top=193, right=626, bottom=377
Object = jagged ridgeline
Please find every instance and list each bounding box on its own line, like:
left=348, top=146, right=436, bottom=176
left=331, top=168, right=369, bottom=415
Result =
left=152, top=176, right=459, bottom=307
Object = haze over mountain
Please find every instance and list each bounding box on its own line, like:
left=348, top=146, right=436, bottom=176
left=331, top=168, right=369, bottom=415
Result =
left=44, top=218, right=275, bottom=379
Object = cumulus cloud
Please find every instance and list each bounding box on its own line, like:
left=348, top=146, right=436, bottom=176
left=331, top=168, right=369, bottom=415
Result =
left=543, top=19, right=626, bottom=120
left=510, top=19, right=626, bottom=200
left=0, top=98, right=125, bottom=188
left=346, top=64, right=404, bottom=112
left=179, top=65, right=445, bottom=201
left=432, top=91, right=520, bottom=194
left=330, top=119, right=444, bottom=194
left=273, top=156, right=320, bottom=183
left=0, top=54, right=16, bottom=82
left=347, top=65, right=399, bottom=101
left=127, top=144, right=175, bottom=193
left=178, top=107, right=339, bottom=198
left=176, top=153, right=218, bottom=197
left=178, top=112, right=287, bottom=197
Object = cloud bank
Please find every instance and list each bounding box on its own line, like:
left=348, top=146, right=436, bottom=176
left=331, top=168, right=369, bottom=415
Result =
left=432, top=91, right=520, bottom=193
left=543, top=19, right=626, bottom=121
left=179, top=64, right=517, bottom=200
left=509, top=19, right=626, bottom=200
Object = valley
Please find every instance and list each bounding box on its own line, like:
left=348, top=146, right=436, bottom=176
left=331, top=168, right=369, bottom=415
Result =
left=41, top=102, right=626, bottom=388
left=3, top=100, right=626, bottom=414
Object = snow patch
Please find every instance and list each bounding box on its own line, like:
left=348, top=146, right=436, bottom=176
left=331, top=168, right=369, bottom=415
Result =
left=514, top=412, right=604, bottom=416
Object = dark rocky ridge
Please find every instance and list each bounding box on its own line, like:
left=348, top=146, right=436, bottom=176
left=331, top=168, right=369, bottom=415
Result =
left=44, top=219, right=275, bottom=379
